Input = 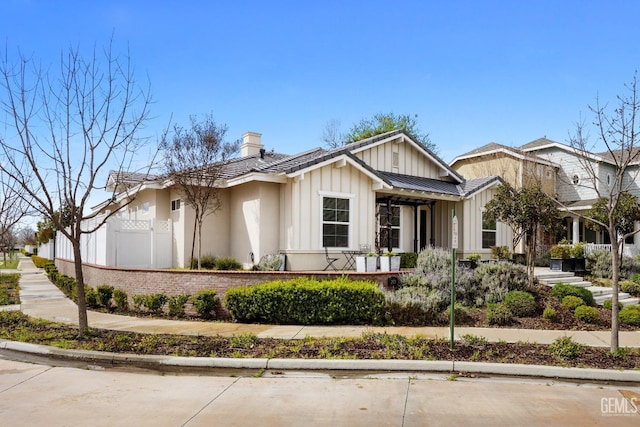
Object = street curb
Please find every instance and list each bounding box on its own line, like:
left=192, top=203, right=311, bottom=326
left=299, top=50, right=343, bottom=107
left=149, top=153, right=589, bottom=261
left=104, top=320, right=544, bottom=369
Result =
left=2, top=339, right=640, bottom=382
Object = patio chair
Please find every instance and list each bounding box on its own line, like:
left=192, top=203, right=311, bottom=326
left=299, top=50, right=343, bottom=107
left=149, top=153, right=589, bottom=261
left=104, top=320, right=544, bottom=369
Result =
left=323, top=247, right=339, bottom=271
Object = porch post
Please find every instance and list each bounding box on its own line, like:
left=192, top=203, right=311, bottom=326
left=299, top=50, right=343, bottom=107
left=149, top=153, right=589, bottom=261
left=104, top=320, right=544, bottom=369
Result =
left=429, top=201, right=436, bottom=247
left=413, top=206, right=418, bottom=253
left=572, top=217, right=579, bottom=244
left=386, top=198, right=393, bottom=253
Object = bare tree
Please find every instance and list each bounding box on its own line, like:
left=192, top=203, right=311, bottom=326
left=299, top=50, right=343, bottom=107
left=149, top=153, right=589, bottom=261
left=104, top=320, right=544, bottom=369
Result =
left=566, top=73, right=640, bottom=351
left=0, top=167, right=30, bottom=263
left=321, top=119, right=343, bottom=149
left=0, top=40, right=154, bottom=335
left=161, top=114, right=239, bottom=269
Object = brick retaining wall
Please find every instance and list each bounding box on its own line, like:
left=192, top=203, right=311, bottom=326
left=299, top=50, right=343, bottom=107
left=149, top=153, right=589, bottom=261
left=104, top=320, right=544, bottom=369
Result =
left=55, top=259, right=402, bottom=300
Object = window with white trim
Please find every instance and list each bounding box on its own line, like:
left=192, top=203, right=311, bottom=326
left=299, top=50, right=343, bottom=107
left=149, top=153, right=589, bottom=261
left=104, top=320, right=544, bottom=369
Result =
left=322, top=197, right=350, bottom=247
left=379, top=204, right=401, bottom=249
left=171, top=199, right=181, bottom=211
left=482, top=212, right=496, bottom=248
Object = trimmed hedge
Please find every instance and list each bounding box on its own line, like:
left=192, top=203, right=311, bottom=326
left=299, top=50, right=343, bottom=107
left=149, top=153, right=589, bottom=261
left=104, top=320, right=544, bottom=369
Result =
left=224, top=277, right=384, bottom=325
left=552, top=283, right=595, bottom=306
left=503, top=290, right=536, bottom=317
left=619, top=305, right=640, bottom=326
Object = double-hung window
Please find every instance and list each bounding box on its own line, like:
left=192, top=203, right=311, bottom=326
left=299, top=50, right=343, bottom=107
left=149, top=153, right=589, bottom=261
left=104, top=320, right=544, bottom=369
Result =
left=482, top=212, right=496, bottom=248
left=322, top=197, right=350, bottom=247
left=171, top=199, right=181, bottom=211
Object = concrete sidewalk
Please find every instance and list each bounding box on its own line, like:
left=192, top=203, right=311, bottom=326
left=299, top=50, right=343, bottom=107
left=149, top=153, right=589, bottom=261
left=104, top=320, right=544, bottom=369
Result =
left=10, top=257, right=640, bottom=348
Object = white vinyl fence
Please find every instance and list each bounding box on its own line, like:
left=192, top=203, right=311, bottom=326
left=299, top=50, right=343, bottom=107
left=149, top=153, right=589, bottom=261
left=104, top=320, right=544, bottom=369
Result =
left=54, top=216, right=172, bottom=268
left=584, top=243, right=639, bottom=258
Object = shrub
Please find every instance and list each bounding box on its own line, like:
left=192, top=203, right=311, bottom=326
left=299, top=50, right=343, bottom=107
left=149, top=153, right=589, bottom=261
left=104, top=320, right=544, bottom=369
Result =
left=384, top=286, right=445, bottom=325
left=549, top=336, right=583, bottom=358
left=84, top=286, right=98, bottom=308
left=550, top=244, right=571, bottom=259
left=561, top=295, right=585, bottom=311
left=619, top=305, right=640, bottom=326
left=167, top=294, right=191, bottom=317
left=574, top=305, right=599, bottom=323
left=588, top=250, right=640, bottom=279
left=399, top=273, right=428, bottom=288
left=112, top=288, right=129, bottom=311
left=621, top=280, right=640, bottom=296
left=225, top=277, right=385, bottom=325
left=133, top=293, right=167, bottom=314
left=31, top=255, right=50, bottom=268
left=192, top=289, right=221, bottom=319
left=602, top=299, right=623, bottom=310
left=190, top=255, right=217, bottom=270
left=485, top=303, right=512, bottom=325
left=413, top=247, right=478, bottom=307
left=400, top=252, right=418, bottom=269
left=474, top=262, right=529, bottom=306
left=96, top=285, right=114, bottom=308
left=256, top=254, right=283, bottom=271
left=542, top=306, right=557, bottom=322
left=503, top=290, right=536, bottom=317
left=552, top=283, right=595, bottom=306
left=215, top=257, right=243, bottom=271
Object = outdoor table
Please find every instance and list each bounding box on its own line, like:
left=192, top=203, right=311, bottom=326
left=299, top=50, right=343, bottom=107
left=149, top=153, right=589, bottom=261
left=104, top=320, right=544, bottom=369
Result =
left=342, top=250, right=364, bottom=270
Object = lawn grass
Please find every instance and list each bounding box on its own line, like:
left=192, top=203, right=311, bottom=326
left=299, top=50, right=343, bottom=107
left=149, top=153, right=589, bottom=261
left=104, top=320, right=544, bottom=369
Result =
left=0, top=273, right=20, bottom=305
left=0, top=257, right=19, bottom=269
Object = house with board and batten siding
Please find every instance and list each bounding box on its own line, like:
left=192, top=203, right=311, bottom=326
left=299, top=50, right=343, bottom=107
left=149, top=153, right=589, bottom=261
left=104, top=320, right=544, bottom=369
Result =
left=76, top=129, right=511, bottom=270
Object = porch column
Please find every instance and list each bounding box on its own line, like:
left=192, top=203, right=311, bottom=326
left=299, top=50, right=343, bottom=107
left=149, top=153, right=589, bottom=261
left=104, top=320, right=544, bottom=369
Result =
left=429, top=201, right=436, bottom=247
left=572, top=217, right=579, bottom=244
left=386, top=198, right=393, bottom=253
left=413, top=206, right=418, bottom=253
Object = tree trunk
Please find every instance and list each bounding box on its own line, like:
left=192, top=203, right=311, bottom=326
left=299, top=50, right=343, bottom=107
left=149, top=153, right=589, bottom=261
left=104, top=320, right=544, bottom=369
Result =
left=72, top=241, right=89, bottom=336
left=197, top=218, right=203, bottom=270
left=190, top=212, right=198, bottom=269
left=610, top=238, right=620, bottom=352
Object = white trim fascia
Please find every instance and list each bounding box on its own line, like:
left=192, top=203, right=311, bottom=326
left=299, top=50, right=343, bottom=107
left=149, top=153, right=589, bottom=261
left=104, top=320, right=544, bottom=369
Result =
left=91, top=181, right=164, bottom=211
left=222, top=172, right=288, bottom=188
left=521, top=142, right=606, bottom=164
left=350, top=133, right=464, bottom=184
left=287, top=154, right=391, bottom=190
left=463, top=179, right=502, bottom=199
left=450, top=147, right=559, bottom=168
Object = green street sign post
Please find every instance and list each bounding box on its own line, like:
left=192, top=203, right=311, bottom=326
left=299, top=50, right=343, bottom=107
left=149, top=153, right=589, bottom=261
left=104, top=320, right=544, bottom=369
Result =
left=450, top=210, right=458, bottom=350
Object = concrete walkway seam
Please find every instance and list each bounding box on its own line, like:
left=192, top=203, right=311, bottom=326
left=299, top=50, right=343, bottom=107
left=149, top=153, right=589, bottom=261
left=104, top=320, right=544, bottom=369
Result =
left=2, top=339, right=640, bottom=383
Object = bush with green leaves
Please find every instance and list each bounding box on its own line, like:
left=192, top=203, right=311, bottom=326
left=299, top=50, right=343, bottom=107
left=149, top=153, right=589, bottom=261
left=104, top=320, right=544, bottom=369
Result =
left=619, top=305, right=640, bottom=326
left=587, top=250, right=640, bottom=279
left=621, top=280, right=640, bottom=296
left=224, top=277, right=384, bottom=325
left=549, top=336, right=583, bottom=358
left=215, top=257, right=243, bottom=271
left=112, top=288, right=129, bottom=311
left=30, top=255, right=49, bottom=268
left=384, top=286, right=445, bottom=325
left=0, top=273, right=20, bottom=305
left=561, top=295, right=585, bottom=311
left=84, top=285, right=98, bottom=308
left=574, top=305, right=599, bottom=323
left=191, top=289, right=220, bottom=319
left=167, top=294, right=191, bottom=317
left=412, top=247, right=478, bottom=307
left=503, top=290, right=536, bottom=317
left=473, top=262, right=529, bottom=306
left=602, top=299, right=623, bottom=310
left=133, top=293, right=167, bottom=314
left=485, top=303, right=512, bottom=325
left=190, top=255, right=217, bottom=270
left=542, top=306, right=557, bottom=322
left=255, top=254, right=283, bottom=271
left=96, top=285, right=114, bottom=308
left=400, top=252, right=418, bottom=269
left=552, top=283, right=595, bottom=306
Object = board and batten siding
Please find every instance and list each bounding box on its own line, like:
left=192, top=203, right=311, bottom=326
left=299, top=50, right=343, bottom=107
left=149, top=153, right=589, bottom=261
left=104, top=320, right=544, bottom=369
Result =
left=461, top=187, right=512, bottom=256
left=354, top=138, right=447, bottom=178
left=283, top=162, right=376, bottom=251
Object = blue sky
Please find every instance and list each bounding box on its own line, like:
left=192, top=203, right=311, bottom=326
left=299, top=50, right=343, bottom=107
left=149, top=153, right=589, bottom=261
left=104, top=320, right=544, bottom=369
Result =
left=4, top=0, right=640, bottom=164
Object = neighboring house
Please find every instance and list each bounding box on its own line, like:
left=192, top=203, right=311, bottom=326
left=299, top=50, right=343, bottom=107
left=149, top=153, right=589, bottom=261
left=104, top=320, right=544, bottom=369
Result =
left=452, top=136, right=640, bottom=253
left=66, top=130, right=511, bottom=270
left=450, top=142, right=559, bottom=254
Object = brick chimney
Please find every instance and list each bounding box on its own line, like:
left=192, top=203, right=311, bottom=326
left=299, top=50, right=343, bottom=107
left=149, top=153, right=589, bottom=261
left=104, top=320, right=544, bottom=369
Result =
left=241, top=132, right=263, bottom=157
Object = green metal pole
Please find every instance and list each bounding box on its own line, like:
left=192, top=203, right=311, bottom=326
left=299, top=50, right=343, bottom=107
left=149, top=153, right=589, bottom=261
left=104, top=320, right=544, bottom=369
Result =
left=450, top=209, right=455, bottom=350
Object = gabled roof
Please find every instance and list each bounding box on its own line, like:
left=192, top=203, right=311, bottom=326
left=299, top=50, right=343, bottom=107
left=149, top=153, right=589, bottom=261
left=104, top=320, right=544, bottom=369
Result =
left=377, top=171, right=502, bottom=199
left=450, top=141, right=558, bottom=168
left=519, top=137, right=606, bottom=163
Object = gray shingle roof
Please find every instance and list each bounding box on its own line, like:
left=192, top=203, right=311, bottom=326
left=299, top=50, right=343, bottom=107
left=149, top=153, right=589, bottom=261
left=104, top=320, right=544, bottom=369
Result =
left=376, top=171, right=501, bottom=198
left=519, top=137, right=562, bottom=150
